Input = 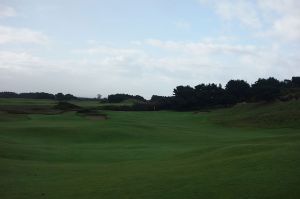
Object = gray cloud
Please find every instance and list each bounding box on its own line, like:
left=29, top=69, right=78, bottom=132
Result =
left=199, top=0, right=300, bottom=42
left=0, top=25, right=49, bottom=44
left=0, top=5, right=16, bottom=18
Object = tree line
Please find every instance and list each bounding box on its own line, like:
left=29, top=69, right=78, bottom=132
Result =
left=149, top=77, right=300, bottom=110
left=1, top=76, right=299, bottom=111
left=0, top=92, right=77, bottom=101
left=106, top=94, right=146, bottom=103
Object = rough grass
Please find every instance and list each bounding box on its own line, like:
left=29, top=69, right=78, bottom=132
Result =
left=0, top=98, right=56, bottom=106
left=210, top=100, right=300, bottom=128
left=0, top=100, right=299, bottom=199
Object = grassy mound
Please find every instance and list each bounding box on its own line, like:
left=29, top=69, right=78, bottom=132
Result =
left=54, top=101, right=81, bottom=111
left=209, top=100, right=300, bottom=128
left=0, top=111, right=29, bottom=122
left=77, top=108, right=108, bottom=120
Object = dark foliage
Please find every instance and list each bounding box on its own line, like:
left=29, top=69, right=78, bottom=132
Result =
left=194, top=83, right=230, bottom=107
left=0, top=92, right=55, bottom=99
left=55, top=93, right=77, bottom=101
left=150, top=95, right=175, bottom=110
left=150, top=76, right=299, bottom=111
left=292, top=77, right=300, bottom=87
left=173, top=86, right=197, bottom=110
left=251, top=77, right=281, bottom=101
left=1, top=76, right=299, bottom=111
left=225, top=80, right=250, bottom=103
left=19, top=92, right=55, bottom=99
left=0, top=92, right=77, bottom=100
left=107, top=94, right=146, bottom=103
left=0, top=92, right=19, bottom=98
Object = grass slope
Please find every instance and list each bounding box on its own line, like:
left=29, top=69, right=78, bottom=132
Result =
left=0, top=100, right=299, bottom=199
left=210, top=100, right=300, bottom=128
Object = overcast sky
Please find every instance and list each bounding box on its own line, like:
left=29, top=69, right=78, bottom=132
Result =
left=0, top=0, right=299, bottom=98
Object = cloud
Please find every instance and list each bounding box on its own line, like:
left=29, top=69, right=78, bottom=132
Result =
left=145, top=39, right=258, bottom=55
left=0, top=51, right=41, bottom=66
left=0, top=51, right=48, bottom=84
left=174, top=20, right=191, bottom=30
left=270, top=15, right=300, bottom=41
left=71, top=39, right=299, bottom=85
left=1, top=40, right=298, bottom=98
left=145, top=38, right=299, bottom=83
left=0, top=25, right=49, bottom=44
left=199, top=0, right=300, bottom=42
left=200, top=0, right=262, bottom=29
left=72, top=46, right=144, bottom=57
left=259, top=0, right=300, bottom=41
left=0, top=49, right=174, bottom=98
left=0, top=5, right=16, bottom=18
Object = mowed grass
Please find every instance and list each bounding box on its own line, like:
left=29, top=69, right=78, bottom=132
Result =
left=0, top=100, right=300, bottom=199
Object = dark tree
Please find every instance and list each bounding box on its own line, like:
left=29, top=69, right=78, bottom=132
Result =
left=55, top=93, right=65, bottom=101
left=280, top=79, right=292, bottom=88
left=292, top=77, right=300, bottom=87
left=134, top=95, right=146, bottom=102
left=251, top=77, right=281, bottom=101
left=225, top=80, right=250, bottom=103
left=18, top=92, right=55, bottom=99
left=0, top=92, right=18, bottom=98
left=64, top=94, right=77, bottom=100
left=107, top=94, right=146, bottom=103
left=195, top=83, right=227, bottom=107
left=173, top=86, right=197, bottom=109
left=54, top=93, right=77, bottom=101
left=150, top=95, right=175, bottom=110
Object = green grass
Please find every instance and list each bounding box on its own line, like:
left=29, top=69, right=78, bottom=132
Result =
left=0, top=100, right=299, bottom=199
left=69, top=100, right=101, bottom=107
left=0, top=98, right=56, bottom=106
left=0, top=98, right=134, bottom=108
left=210, top=100, right=300, bottom=128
